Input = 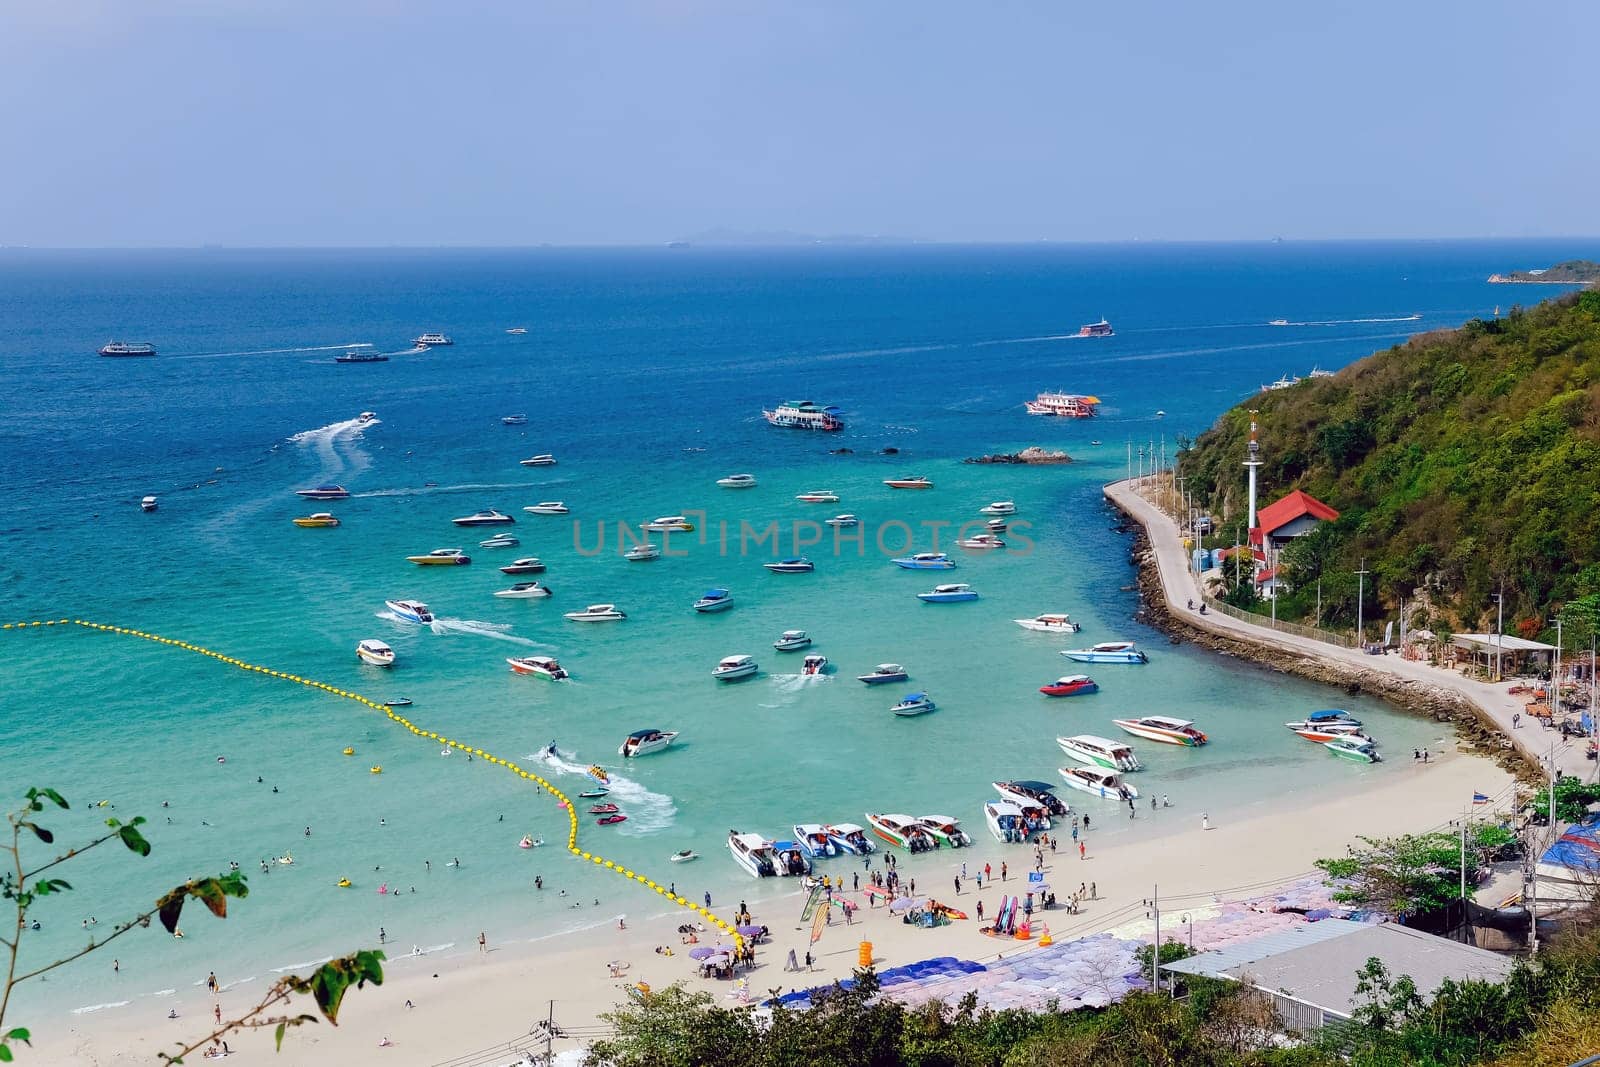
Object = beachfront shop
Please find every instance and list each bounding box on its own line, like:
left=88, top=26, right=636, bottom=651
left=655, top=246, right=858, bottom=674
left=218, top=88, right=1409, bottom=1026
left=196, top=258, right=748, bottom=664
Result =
left=1449, top=633, right=1555, bottom=679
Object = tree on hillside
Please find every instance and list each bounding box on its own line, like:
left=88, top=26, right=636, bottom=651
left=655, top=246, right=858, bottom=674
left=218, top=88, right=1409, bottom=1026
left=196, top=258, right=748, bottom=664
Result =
left=1315, top=832, right=1478, bottom=917
left=0, top=787, right=381, bottom=1064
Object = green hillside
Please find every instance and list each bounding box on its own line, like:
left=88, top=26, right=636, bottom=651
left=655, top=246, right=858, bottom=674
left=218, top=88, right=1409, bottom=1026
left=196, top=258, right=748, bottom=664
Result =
left=1178, top=290, right=1600, bottom=640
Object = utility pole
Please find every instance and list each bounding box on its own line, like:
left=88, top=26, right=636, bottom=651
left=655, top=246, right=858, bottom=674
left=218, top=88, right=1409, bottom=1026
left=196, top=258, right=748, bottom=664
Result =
left=1148, top=884, right=1162, bottom=994
left=1493, top=581, right=1505, bottom=681
left=543, top=1000, right=555, bottom=1066
left=1355, top=558, right=1371, bottom=647
left=1316, top=579, right=1323, bottom=626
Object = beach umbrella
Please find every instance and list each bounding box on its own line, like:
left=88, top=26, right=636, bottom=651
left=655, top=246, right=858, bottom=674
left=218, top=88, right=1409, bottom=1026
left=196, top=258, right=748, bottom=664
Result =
left=688, top=946, right=717, bottom=960
left=704, top=953, right=731, bottom=965
left=1029, top=883, right=1050, bottom=894
left=736, top=924, right=763, bottom=938
left=890, top=897, right=926, bottom=913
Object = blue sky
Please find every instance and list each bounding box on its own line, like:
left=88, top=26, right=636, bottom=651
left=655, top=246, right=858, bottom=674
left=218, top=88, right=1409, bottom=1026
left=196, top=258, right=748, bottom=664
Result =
left=1, top=1, right=1593, bottom=246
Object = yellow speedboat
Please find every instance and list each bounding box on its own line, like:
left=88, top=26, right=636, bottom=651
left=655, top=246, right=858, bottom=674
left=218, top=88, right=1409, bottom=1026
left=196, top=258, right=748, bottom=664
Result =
left=293, top=512, right=340, bottom=528
left=406, top=548, right=471, bottom=566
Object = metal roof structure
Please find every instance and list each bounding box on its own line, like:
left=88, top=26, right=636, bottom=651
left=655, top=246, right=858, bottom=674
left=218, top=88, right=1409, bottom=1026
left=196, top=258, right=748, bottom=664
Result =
left=1161, top=919, right=1515, bottom=1020
left=1451, top=633, right=1556, bottom=653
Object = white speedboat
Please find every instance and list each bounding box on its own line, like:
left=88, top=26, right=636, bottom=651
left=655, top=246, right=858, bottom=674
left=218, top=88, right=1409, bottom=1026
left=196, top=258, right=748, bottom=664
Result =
left=500, top=557, right=546, bottom=574
left=801, top=654, right=828, bottom=676
left=883, top=476, right=932, bottom=489
left=407, top=547, right=471, bottom=566
left=1057, top=735, right=1141, bottom=771
left=865, top=813, right=938, bottom=852
left=384, top=599, right=434, bottom=624
left=452, top=510, right=515, bottom=527
left=1058, top=764, right=1140, bottom=801
left=643, top=515, right=694, bottom=532
left=825, top=513, right=859, bottom=527
left=494, top=581, right=551, bottom=598
left=823, top=822, right=875, bottom=854
left=1112, top=716, right=1208, bottom=746
left=356, top=639, right=395, bottom=666
left=619, top=728, right=678, bottom=757
left=917, top=583, right=978, bottom=603
left=693, top=588, right=734, bottom=612
left=1284, top=710, right=1363, bottom=731
left=140, top=495, right=158, bottom=512
left=669, top=849, right=698, bottom=863
left=624, top=543, right=661, bottom=562
left=891, top=692, right=936, bottom=716
left=763, top=557, right=814, bottom=573
left=502, top=414, right=529, bottom=426
left=296, top=484, right=350, bottom=500
left=916, top=816, right=971, bottom=848
left=773, top=629, right=812, bottom=651
left=857, top=663, right=908, bottom=685
left=506, top=327, right=528, bottom=335
left=955, top=533, right=1006, bottom=550
left=519, top=455, right=557, bottom=467
left=712, top=654, right=758, bottom=681
left=479, top=534, right=520, bottom=548
left=524, top=502, right=569, bottom=515
left=792, top=823, right=837, bottom=858
left=795, top=490, right=839, bottom=503
left=358, top=411, right=377, bottom=423
left=564, top=604, right=626, bottom=622
left=770, top=840, right=812, bottom=877
left=1015, top=613, right=1082, bottom=633
left=717, top=473, right=757, bottom=488
left=992, top=780, right=1069, bottom=818
left=508, top=655, right=568, bottom=680
left=979, top=501, right=1017, bottom=515
left=986, top=518, right=1009, bottom=532
left=1062, top=641, right=1148, bottom=664
left=727, top=832, right=779, bottom=877
left=893, top=552, right=956, bottom=570
left=984, top=800, right=1031, bottom=843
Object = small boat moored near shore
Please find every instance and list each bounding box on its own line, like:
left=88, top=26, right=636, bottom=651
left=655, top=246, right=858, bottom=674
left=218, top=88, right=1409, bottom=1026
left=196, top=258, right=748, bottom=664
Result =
left=857, top=663, right=909, bottom=685
left=494, top=581, right=551, bottom=598
left=1061, top=641, right=1147, bottom=664
left=893, top=552, right=956, bottom=570
left=824, top=822, right=875, bottom=854
left=773, top=629, right=812, bottom=651
left=1058, top=764, right=1140, bottom=801
left=992, top=780, right=1069, bottom=818
left=1016, top=613, right=1082, bottom=633
left=564, top=603, right=626, bottom=622
left=1056, top=735, right=1141, bottom=771
left=1325, top=736, right=1382, bottom=763
left=916, top=816, right=971, bottom=848
left=979, top=501, right=1017, bottom=515
left=712, top=654, right=758, bottom=681
left=764, top=557, right=815, bottom=574
left=1112, top=716, right=1208, bottom=746
left=624, top=543, right=661, bottom=562
left=500, top=557, right=546, bottom=574
left=453, top=510, right=515, bottom=527
left=728, top=832, right=779, bottom=877
left=619, top=728, right=678, bottom=757
left=984, top=801, right=1031, bottom=843
left=407, top=548, right=471, bottom=566
left=792, top=823, right=837, bottom=858
left=693, top=588, right=735, bottom=613
left=917, top=583, right=978, bottom=603
left=865, top=813, right=938, bottom=852
left=883, top=476, right=933, bottom=489
left=1040, top=675, right=1099, bottom=697
left=479, top=533, right=519, bottom=548
left=891, top=692, right=936, bottom=716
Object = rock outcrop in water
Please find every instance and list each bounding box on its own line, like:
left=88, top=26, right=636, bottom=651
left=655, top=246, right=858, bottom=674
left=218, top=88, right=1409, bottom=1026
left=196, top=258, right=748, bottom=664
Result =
left=964, top=446, right=1072, bottom=465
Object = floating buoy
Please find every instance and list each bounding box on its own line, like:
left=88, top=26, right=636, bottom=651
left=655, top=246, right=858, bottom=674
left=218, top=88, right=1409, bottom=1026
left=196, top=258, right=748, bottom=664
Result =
left=343, top=747, right=355, bottom=756
left=370, top=766, right=382, bottom=774
left=337, top=878, right=351, bottom=888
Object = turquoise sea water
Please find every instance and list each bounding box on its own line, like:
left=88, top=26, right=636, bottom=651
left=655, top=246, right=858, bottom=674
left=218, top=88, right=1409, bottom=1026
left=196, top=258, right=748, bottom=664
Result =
left=0, top=240, right=1581, bottom=1017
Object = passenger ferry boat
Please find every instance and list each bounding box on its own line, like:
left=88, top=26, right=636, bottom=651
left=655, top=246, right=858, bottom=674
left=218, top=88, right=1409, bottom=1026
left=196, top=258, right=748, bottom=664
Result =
left=762, top=400, right=844, bottom=431
left=98, top=341, right=157, bottom=357
left=1077, top=318, right=1114, bottom=338
left=1024, top=392, right=1101, bottom=417
left=413, top=333, right=453, bottom=347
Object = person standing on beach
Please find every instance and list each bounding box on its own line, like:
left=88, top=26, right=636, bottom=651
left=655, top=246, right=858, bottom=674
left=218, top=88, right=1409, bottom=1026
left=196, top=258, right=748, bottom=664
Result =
left=954, top=876, right=961, bottom=895
left=1001, top=862, right=1007, bottom=882
left=1078, top=841, right=1086, bottom=860
left=1202, top=813, right=1210, bottom=831
left=704, top=891, right=713, bottom=908
left=206, top=971, right=218, bottom=994
left=976, top=900, right=984, bottom=921
left=478, top=931, right=487, bottom=954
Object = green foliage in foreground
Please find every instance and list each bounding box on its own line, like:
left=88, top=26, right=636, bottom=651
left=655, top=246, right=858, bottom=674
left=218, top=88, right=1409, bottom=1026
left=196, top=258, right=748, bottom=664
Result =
left=1528, top=776, right=1600, bottom=824
left=0, top=787, right=382, bottom=1064
left=1314, top=831, right=1481, bottom=917
left=1180, top=291, right=1600, bottom=631
left=585, top=925, right=1600, bottom=1067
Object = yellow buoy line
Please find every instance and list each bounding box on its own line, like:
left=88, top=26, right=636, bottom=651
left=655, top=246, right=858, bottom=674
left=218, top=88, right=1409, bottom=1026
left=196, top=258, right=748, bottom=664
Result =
left=2, top=618, right=742, bottom=947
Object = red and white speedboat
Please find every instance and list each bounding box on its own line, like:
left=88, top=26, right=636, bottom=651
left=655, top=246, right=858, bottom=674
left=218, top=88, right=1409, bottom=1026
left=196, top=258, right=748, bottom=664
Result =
left=1294, top=727, right=1373, bottom=744
left=883, top=476, right=933, bottom=490
left=1112, top=716, right=1208, bottom=747
left=508, top=655, right=568, bottom=680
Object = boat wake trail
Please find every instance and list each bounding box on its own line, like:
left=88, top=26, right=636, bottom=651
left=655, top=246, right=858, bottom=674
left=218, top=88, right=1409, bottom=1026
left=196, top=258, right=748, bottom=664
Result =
left=1270, top=314, right=1422, bottom=327
left=173, top=343, right=376, bottom=361
left=288, top=414, right=379, bottom=484
left=429, top=618, right=548, bottom=648
left=532, top=749, right=678, bottom=836
left=354, top=480, right=548, bottom=499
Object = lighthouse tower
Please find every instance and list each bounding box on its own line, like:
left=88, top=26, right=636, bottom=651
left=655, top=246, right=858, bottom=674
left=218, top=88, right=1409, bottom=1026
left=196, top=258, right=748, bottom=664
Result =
left=1244, top=411, right=1262, bottom=531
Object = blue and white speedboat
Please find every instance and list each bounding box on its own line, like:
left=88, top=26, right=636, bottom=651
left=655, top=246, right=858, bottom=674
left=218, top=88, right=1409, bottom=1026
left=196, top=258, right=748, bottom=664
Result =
left=916, top=583, right=978, bottom=603
left=1061, top=641, right=1148, bottom=664
left=769, top=840, right=813, bottom=877
left=892, top=692, right=936, bottom=716
left=384, top=599, right=434, bottom=624
left=823, top=822, right=875, bottom=854
left=893, top=552, right=956, bottom=570
left=694, top=588, right=735, bottom=612
left=792, top=823, right=838, bottom=858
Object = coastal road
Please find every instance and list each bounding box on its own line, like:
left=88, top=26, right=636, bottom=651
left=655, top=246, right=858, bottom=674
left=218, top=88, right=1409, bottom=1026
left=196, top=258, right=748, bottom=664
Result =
left=1104, top=478, right=1594, bottom=786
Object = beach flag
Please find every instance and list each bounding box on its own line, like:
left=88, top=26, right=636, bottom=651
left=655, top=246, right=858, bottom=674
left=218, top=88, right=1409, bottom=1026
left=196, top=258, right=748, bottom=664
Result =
left=1472, top=792, right=1491, bottom=806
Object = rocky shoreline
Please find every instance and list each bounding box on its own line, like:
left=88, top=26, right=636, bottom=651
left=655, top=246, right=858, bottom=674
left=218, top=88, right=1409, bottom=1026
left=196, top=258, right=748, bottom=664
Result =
left=1110, top=507, right=1537, bottom=781
left=963, top=446, right=1072, bottom=465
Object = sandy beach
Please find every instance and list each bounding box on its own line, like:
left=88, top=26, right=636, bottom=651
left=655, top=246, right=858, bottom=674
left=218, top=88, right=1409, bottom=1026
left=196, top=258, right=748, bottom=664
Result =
left=32, top=744, right=1510, bottom=1066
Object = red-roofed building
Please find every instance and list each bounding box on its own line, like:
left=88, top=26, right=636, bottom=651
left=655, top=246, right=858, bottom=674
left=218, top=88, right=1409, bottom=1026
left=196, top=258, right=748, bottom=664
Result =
left=1249, top=490, right=1340, bottom=554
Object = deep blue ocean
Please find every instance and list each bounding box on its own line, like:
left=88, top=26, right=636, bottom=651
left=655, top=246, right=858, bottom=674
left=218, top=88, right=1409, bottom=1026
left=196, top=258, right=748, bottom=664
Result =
left=0, top=239, right=1583, bottom=1017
